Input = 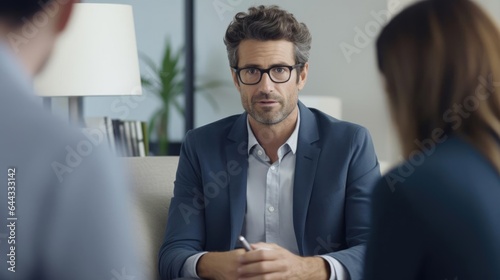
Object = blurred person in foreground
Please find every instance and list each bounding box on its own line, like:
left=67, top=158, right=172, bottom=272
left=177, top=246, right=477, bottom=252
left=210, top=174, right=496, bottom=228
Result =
left=0, top=1, right=140, bottom=279
left=159, top=5, right=380, bottom=280
left=364, top=0, right=500, bottom=279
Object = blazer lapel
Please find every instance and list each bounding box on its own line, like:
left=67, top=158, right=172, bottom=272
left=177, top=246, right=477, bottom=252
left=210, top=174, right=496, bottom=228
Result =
left=225, top=113, right=249, bottom=249
left=293, top=102, right=321, bottom=254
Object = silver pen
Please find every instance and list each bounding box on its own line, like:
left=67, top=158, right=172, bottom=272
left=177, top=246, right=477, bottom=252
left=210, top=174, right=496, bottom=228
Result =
left=239, top=235, right=252, bottom=251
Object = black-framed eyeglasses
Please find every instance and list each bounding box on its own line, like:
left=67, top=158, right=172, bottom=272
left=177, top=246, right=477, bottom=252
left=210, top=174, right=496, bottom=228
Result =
left=232, top=64, right=304, bottom=85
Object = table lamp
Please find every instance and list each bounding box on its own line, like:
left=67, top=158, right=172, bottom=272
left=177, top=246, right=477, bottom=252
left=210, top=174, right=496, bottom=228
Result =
left=35, top=3, right=142, bottom=125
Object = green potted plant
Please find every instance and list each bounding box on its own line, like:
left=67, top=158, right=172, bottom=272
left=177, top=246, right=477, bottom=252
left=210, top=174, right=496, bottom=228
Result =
left=141, top=40, right=223, bottom=155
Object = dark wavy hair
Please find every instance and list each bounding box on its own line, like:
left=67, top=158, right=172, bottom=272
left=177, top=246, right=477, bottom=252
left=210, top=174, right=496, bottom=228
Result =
left=223, top=5, right=312, bottom=70
left=0, top=0, right=52, bottom=25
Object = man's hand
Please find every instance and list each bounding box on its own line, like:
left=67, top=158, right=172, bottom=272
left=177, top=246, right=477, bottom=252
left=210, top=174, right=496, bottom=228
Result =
left=237, top=243, right=330, bottom=280
left=197, top=249, right=246, bottom=280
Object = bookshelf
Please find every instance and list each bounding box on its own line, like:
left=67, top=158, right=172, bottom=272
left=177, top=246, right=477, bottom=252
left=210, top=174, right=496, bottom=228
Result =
left=85, top=117, right=148, bottom=157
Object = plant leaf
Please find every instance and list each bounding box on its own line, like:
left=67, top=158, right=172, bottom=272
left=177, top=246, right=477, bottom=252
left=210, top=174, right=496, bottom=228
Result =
left=141, top=77, right=155, bottom=88
left=171, top=98, right=185, bottom=116
left=148, top=108, right=165, bottom=140
left=146, top=39, right=230, bottom=146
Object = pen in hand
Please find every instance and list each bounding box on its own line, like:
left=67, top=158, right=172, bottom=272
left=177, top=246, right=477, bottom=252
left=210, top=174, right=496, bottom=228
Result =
left=239, top=235, right=252, bottom=251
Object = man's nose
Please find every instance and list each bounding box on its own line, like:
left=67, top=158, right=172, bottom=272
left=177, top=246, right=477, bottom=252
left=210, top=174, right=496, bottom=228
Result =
left=257, top=72, right=274, bottom=92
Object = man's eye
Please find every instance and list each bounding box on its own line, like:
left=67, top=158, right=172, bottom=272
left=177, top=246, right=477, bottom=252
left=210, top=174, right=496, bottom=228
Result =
left=244, top=68, right=259, bottom=75
left=273, top=67, right=286, bottom=73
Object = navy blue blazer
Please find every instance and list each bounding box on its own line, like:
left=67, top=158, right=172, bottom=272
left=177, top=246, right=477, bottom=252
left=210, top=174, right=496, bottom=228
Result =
left=364, top=136, right=500, bottom=279
left=159, top=102, right=380, bottom=279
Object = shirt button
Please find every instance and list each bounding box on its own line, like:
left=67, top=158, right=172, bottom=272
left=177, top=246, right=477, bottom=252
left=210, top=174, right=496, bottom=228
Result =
left=270, top=166, right=276, bottom=171
left=268, top=206, right=275, bottom=212
left=257, top=150, right=263, bottom=156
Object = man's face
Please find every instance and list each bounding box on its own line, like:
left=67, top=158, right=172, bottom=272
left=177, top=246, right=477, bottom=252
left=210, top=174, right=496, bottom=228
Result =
left=232, top=39, right=308, bottom=126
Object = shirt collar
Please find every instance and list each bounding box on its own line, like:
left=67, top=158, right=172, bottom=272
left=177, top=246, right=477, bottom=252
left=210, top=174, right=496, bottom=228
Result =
left=246, top=107, right=301, bottom=155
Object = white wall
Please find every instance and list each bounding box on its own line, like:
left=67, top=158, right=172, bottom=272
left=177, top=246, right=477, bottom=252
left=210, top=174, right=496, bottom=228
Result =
left=80, top=0, right=500, bottom=163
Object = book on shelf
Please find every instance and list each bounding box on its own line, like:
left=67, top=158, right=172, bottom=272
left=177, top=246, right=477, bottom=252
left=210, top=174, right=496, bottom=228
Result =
left=130, top=121, right=139, bottom=156
left=136, top=121, right=146, bottom=157
left=123, top=121, right=133, bottom=156
left=84, top=117, right=149, bottom=157
left=104, top=117, right=116, bottom=155
left=118, top=121, right=127, bottom=156
left=111, top=119, right=123, bottom=156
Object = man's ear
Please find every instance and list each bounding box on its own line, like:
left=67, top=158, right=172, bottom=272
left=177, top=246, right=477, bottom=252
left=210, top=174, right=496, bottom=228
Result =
left=298, top=62, right=309, bottom=91
left=55, top=0, right=79, bottom=33
left=230, top=68, right=241, bottom=89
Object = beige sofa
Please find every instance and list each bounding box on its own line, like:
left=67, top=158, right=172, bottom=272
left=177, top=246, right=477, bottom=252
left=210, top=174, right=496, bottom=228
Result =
left=124, top=156, right=179, bottom=280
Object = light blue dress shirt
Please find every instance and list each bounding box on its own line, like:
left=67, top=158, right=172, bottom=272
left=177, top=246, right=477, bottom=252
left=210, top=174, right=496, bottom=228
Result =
left=243, top=115, right=298, bottom=254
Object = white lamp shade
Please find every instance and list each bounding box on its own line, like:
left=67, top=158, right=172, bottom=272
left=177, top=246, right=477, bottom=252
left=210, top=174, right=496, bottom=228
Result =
left=35, top=3, right=142, bottom=97
left=299, top=95, right=342, bottom=119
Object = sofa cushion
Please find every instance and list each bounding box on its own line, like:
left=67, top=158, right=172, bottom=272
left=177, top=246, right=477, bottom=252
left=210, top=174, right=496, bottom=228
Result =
left=124, top=156, right=179, bottom=280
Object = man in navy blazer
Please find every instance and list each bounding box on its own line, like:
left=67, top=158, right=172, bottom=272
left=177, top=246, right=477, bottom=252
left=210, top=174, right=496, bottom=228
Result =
left=159, top=5, right=380, bottom=280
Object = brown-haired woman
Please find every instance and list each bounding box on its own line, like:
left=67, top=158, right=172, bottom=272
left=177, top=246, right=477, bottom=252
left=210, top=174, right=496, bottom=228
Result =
left=364, top=0, right=500, bottom=279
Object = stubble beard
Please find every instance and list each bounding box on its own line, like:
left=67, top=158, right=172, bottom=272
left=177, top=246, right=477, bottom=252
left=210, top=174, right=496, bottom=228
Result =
left=247, top=93, right=294, bottom=126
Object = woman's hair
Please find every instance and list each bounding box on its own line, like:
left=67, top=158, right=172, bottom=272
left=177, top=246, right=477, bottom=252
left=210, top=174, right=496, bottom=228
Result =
left=223, top=5, right=311, bottom=70
left=377, top=0, right=500, bottom=172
